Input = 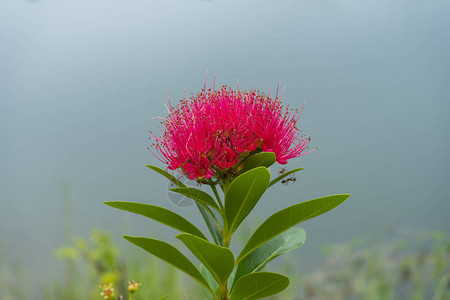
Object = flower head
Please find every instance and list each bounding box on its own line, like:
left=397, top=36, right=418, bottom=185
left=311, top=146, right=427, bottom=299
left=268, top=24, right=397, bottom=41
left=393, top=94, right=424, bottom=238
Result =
left=99, top=283, right=115, bottom=300
left=128, top=280, right=141, bottom=293
left=150, top=78, right=314, bottom=181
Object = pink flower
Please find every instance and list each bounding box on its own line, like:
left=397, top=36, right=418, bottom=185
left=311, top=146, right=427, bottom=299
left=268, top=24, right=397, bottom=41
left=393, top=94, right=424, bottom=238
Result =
left=149, top=78, right=314, bottom=180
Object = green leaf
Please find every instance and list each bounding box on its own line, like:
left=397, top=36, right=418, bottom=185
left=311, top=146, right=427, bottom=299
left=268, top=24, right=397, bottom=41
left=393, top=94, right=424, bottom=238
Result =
left=200, top=264, right=218, bottom=300
left=225, top=167, right=270, bottom=234
left=237, top=194, right=350, bottom=264
left=196, top=203, right=223, bottom=246
left=123, top=236, right=213, bottom=295
left=227, top=271, right=235, bottom=290
left=233, top=228, right=306, bottom=286
left=145, top=165, right=186, bottom=187
left=176, top=233, right=235, bottom=287
left=240, top=152, right=276, bottom=174
left=230, top=272, right=289, bottom=300
left=104, top=201, right=207, bottom=240
left=268, top=167, right=304, bottom=187
left=171, top=187, right=220, bottom=212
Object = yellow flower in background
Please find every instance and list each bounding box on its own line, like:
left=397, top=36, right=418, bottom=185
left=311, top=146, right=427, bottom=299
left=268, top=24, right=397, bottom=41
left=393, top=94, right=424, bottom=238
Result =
left=99, top=283, right=115, bottom=300
left=128, top=280, right=141, bottom=293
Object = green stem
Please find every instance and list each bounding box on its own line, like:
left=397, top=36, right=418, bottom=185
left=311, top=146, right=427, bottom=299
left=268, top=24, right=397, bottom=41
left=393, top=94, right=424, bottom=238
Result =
left=209, top=182, right=232, bottom=299
left=223, top=235, right=231, bottom=248
left=220, top=282, right=229, bottom=300
left=221, top=177, right=231, bottom=195
left=210, top=183, right=224, bottom=212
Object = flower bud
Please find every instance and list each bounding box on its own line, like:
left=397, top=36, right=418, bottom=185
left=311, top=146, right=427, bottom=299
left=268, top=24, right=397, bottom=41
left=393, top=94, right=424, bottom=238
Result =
left=100, top=283, right=115, bottom=300
left=128, top=281, right=141, bottom=293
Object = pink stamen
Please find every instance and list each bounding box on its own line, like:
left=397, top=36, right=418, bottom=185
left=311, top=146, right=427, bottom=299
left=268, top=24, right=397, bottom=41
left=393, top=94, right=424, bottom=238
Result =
left=280, top=86, right=286, bottom=100
left=275, top=81, right=280, bottom=99
left=167, top=89, right=172, bottom=109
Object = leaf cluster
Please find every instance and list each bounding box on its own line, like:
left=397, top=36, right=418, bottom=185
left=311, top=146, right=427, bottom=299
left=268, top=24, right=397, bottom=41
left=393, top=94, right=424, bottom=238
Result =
left=105, top=152, right=349, bottom=299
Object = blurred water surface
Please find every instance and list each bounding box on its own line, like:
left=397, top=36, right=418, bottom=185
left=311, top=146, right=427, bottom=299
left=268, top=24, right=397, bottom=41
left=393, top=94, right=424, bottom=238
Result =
left=0, top=0, right=449, bottom=292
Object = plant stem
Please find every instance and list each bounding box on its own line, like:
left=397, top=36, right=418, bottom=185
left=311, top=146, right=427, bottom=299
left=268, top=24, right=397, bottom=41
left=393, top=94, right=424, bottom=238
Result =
left=210, top=184, right=225, bottom=212
left=220, top=282, right=228, bottom=300
left=223, top=234, right=231, bottom=248
left=209, top=182, right=232, bottom=299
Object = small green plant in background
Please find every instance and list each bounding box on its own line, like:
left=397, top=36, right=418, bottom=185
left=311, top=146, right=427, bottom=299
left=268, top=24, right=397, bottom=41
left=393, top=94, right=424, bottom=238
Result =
left=1, top=227, right=448, bottom=299
left=56, top=229, right=126, bottom=299
left=54, top=229, right=199, bottom=300
left=105, top=77, right=350, bottom=299
left=293, top=229, right=450, bottom=300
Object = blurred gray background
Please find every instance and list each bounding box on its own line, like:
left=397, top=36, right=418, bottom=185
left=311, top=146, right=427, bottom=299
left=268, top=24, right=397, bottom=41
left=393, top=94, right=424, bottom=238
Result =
left=1, top=0, right=449, bottom=290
